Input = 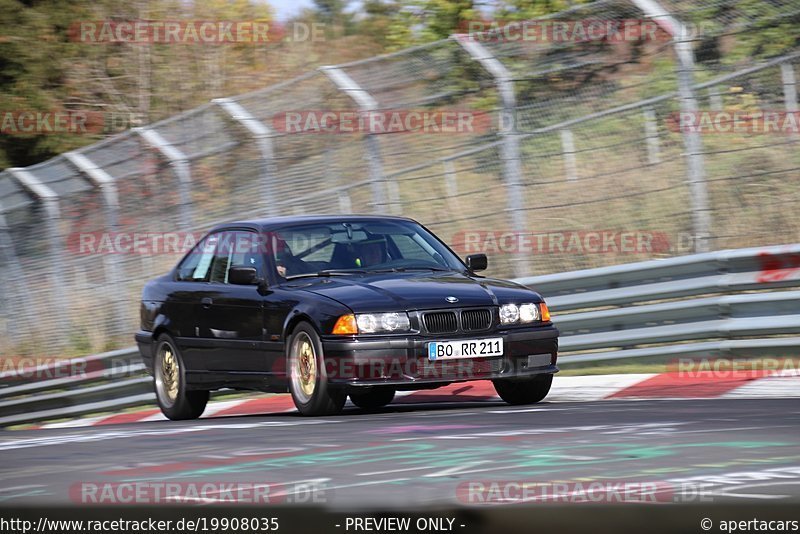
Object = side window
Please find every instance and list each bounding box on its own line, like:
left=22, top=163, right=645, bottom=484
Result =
left=229, top=231, right=266, bottom=274
left=176, top=234, right=219, bottom=282
left=209, top=231, right=265, bottom=284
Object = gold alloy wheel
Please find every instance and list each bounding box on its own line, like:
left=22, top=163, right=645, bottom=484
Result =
left=291, top=332, right=317, bottom=403
left=156, top=343, right=180, bottom=406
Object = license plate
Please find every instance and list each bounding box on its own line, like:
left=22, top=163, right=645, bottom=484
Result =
left=428, top=338, right=503, bottom=361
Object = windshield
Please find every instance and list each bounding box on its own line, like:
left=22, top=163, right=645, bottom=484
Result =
left=269, top=220, right=465, bottom=279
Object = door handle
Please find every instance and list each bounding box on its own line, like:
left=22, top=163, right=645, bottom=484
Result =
left=201, top=297, right=213, bottom=309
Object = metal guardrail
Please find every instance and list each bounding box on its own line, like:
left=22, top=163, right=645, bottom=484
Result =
left=518, top=243, right=800, bottom=364
left=1, top=243, right=798, bottom=426
left=0, top=347, right=150, bottom=427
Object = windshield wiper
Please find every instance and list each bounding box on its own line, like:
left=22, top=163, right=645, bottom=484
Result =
left=367, top=266, right=452, bottom=273
left=285, top=269, right=367, bottom=280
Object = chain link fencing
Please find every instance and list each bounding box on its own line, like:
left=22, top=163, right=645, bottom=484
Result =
left=1, top=0, right=799, bottom=356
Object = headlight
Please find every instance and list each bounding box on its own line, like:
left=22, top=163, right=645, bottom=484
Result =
left=499, top=304, right=520, bottom=324
left=355, top=312, right=410, bottom=333
left=500, top=302, right=544, bottom=324
left=519, top=303, right=540, bottom=322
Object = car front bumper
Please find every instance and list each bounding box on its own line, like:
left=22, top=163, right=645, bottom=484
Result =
left=320, top=324, right=559, bottom=388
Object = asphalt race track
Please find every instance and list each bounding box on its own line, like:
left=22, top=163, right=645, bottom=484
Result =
left=1, top=397, right=799, bottom=510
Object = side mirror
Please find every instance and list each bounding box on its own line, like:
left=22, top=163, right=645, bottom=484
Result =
left=229, top=266, right=259, bottom=286
left=465, top=253, right=488, bottom=272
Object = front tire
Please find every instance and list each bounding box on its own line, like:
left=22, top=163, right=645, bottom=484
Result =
left=349, top=387, right=396, bottom=411
left=154, top=334, right=209, bottom=420
left=493, top=374, right=553, bottom=405
left=288, top=322, right=346, bottom=416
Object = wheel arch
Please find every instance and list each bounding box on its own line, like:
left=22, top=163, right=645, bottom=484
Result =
left=284, top=312, right=318, bottom=339
left=152, top=325, right=172, bottom=341
left=283, top=313, right=320, bottom=370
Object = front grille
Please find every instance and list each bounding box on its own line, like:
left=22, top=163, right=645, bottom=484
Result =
left=423, top=311, right=458, bottom=334
left=461, top=309, right=492, bottom=331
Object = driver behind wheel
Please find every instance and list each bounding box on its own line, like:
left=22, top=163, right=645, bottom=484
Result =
left=274, top=237, right=308, bottom=278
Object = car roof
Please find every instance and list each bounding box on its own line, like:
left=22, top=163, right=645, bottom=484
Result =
left=209, top=214, right=419, bottom=233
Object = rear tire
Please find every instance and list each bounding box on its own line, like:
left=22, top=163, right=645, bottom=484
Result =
left=154, top=334, right=209, bottom=420
left=350, top=387, right=396, bottom=411
left=493, top=374, right=553, bottom=405
left=288, top=322, right=346, bottom=416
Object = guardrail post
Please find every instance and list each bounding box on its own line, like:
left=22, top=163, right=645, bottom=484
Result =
left=319, top=66, right=394, bottom=214
left=6, top=167, right=69, bottom=337
left=134, top=127, right=194, bottom=229
left=212, top=98, right=279, bottom=216
left=454, top=35, right=529, bottom=277
left=631, top=0, right=712, bottom=253
left=64, top=151, right=128, bottom=329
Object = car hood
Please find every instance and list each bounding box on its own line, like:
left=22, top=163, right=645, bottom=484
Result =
left=293, top=271, right=541, bottom=312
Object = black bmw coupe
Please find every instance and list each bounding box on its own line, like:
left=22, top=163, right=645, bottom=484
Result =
left=135, top=215, right=558, bottom=418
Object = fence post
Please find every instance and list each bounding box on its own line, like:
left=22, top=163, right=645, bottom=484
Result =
left=134, top=127, right=194, bottom=229
left=560, top=129, right=579, bottom=181
left=782, top=62, right=798, bottom=112
left=707, top=86, right=724, bottom=111
left=455, top=35, right=529, bottom=277
left=6, top=167, right=69, bottom=342
left=319, top=66, right=393, bottom=214
left=0, top=206, right=31, bottom=343
left=64, top=151, right=128, bottom=330
left=631, top=0, right=712, bottom=253
left=443, top=160, right=463, bottom=214
left=212, top=98, right=278, bottom=216
left=643, top=108, right=661, bottom=164
left=338, top=190, right=352, bottom=213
